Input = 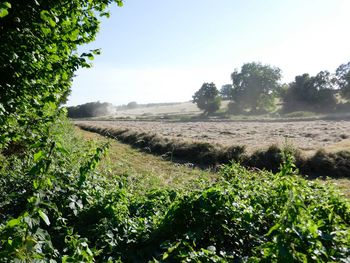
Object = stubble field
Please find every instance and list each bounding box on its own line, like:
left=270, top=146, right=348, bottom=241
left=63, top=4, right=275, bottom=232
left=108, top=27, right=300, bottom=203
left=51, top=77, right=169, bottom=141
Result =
left=75, top=120, right=350, bottom=155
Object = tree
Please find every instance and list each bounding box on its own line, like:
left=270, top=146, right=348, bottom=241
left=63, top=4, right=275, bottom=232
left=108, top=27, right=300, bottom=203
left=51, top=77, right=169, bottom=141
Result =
left=192, top=83, right=221, bottom=114
left=220, top=84, right=233, bottom=100
left=231, top=62, right=282, bottom=113
left=335, top=61, right=350, bottom=100
left=0, top=0, right=123, bottom=150
left=67, top=101, right=115, bottom=118
left=126, top=101, right=138, bottom=109
left=282, top=71, right=337, bottom=112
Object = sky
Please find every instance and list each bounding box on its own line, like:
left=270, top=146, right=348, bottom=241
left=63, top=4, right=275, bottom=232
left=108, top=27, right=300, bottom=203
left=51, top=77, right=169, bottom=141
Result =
left=67, top=0, right=350, bottom=106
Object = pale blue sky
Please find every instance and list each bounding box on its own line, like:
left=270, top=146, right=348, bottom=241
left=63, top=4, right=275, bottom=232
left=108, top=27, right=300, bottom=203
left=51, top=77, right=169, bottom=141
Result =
left=68, top=0, right=350, bottom=106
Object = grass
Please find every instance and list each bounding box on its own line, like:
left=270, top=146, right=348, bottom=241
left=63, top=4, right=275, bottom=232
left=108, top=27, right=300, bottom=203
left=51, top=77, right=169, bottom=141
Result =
left=326, top=138, right=350, bottom=153
left=77, top=128, right=350, bottom=199
left=324, top=178, right=350, bottom=199
left=76, top=128, right=217, bottom=195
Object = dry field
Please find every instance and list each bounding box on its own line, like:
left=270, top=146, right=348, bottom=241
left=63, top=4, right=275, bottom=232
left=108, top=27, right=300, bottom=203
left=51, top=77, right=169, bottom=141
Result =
left=114, top=102, right=201, bottom=118
left=111, top=101, right=231, bottom=119
left=75, top=120, right=350, bottom=155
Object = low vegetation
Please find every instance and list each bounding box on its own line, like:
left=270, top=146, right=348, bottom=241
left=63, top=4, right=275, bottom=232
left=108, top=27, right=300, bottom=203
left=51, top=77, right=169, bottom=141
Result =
left=1, top=119, right=350, bottom=262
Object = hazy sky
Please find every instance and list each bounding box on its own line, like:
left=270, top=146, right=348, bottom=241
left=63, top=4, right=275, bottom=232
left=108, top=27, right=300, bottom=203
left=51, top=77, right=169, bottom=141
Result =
left=67, top=0, right=350, bottom=106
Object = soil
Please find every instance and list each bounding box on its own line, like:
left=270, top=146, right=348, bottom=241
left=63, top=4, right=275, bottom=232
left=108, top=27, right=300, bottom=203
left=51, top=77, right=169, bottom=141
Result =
left=76, top=120, right=350, bottom=155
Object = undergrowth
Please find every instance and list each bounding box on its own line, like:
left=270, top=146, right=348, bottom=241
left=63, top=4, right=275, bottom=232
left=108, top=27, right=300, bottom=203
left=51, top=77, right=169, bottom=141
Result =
left=1, top=118, right=350, bottom=262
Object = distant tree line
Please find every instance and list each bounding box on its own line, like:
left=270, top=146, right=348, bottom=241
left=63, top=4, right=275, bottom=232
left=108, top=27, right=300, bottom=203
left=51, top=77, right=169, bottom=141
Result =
left=67, top=101, right=185, bottom=118
left=67, top=101, right=115, bottom=118
left=193, top=61, right=350, bottom=115
left=115, top=101, right=182, bottom=111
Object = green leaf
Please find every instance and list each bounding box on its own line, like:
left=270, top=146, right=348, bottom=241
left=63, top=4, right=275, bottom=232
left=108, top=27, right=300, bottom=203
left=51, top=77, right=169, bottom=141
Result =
left=0, top=8, right=8, bottom=18
left=33, top=179, right=39, bottom=189
left=1, top=1, right=10, bottom=8
left=0, top=2, right=11, bottom=18
left=34, top=150, right=43, bottom=161
left=7, top=218, right=21, bottom=227
left=38, top=210, right=50, bottom=226
left=41, top=26, right=51, bottom=35
left=69, top=29, right=80, bottom=41
left=266, top=222, right=280, bottom=236
left=162, top=252, right=169, bottom=260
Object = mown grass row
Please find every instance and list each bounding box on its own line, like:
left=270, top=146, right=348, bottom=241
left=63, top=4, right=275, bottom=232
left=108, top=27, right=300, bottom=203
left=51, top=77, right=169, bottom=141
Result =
left=77, top=123, right=350, bottom=178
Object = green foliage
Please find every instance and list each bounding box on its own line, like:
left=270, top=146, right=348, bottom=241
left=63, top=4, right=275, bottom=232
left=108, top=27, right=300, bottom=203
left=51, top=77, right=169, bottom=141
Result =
left=0, top=117, right=111, bottom=261
left=1, top=118, right=350, bottom=262
left=192, top=82, right=221, bottom=115
left=231, top=62, right=282, bottom=113
left=282, top=71, right=337, bottom=113
left=219, top=84, right=234, bottom=100
left=336, top=61, right=350, bottom=100
left=0, top=0, right=123, bottom=152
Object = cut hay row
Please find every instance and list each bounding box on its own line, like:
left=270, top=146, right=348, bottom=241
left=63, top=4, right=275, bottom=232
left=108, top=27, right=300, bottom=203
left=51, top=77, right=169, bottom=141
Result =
left=76, top=123, right=350, bottom=178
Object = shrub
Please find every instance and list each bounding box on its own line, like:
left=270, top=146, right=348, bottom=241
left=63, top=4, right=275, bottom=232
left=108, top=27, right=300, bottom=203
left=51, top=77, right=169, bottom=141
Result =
left=132, top=163, right=350, bottom=262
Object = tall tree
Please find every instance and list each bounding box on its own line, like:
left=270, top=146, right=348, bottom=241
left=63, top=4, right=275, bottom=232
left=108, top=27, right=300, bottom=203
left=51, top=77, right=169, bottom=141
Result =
left=336, top=61, right=350, bottom=100
left=230, top=62, right=281, bottom=113
left=192, top=82, right=221, bottom=115
left=0, top=0, right=123, bottom=150
left=282, top=71, right=337, bottom=112
left=220, top=84, right=234, bottom=100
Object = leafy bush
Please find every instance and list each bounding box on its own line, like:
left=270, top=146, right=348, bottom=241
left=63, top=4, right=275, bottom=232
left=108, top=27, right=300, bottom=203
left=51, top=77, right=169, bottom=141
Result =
left=302, top=150, right=350, bottom=178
